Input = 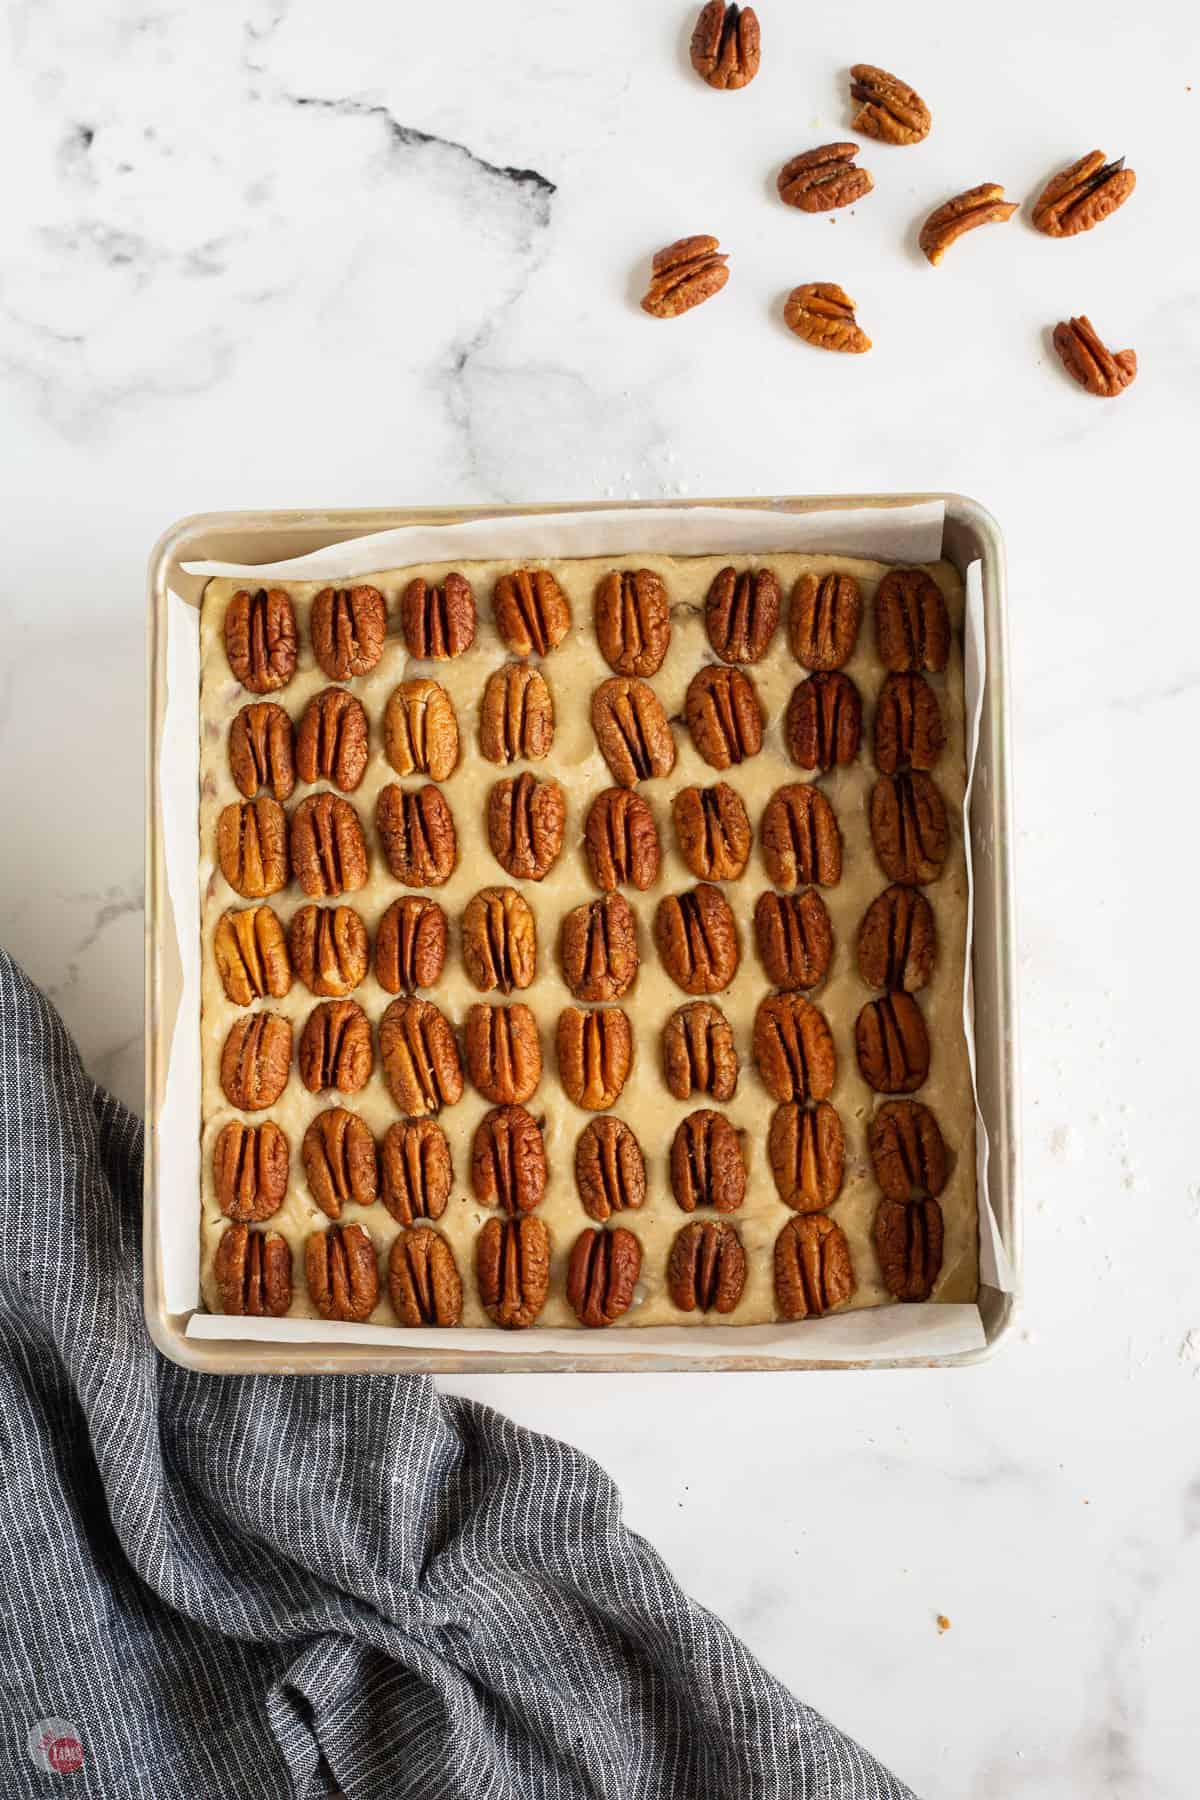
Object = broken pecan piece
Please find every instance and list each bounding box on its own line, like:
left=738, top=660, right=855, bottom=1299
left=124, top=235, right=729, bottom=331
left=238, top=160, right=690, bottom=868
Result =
left=492, top=568, right=571, bottom=658
left=461, top=887, right=537, bottom=994
left=667, top=1219, right=746, bottom=1314
left=288, top=904, right=368, bottom=997
left=857, top=884, right=936, bottom=991
left=774, top=1214, right=855, bottom=1318
left=1052, top=315, right=1137, bottom=397
left=229, top=702, right=295, bottom=801
left=785, top=670, right=863, bottom=770
left=784, top=283, right=871, bottom=353
left=384, top=679, right=460, bottom=781
left=752, top=992, right=836, bottom=1103
left=662, top=1002, right=738, bottom=1103
left=767, top=1101, right=844, bottom=1212
left=788, top=572, right=862, bottom=670
left=305, top=1223, right=379, bottom=1322
left=290, top=793, right=368, bottom=897
left=760, top=784, right=842, bottom=889
left=672, top=782, right=751, bottom=881
left=310, top=585, right=386, bottom=681
left=855, top=992, right=930, bottom=1093
left=654, top=885, right=740, bottom=995
left=212, top=1118, right=289, bottom=1222
left=379, top=997, right=463, bottom=1116
left=381, top=1118, right=452, bottom=1225
left=583, top=788, right=661, bottom=892
left=213, top=906, right=291, bottom=1006
left=560, top=893, right=639, bottom=1002
left=670, top=1109, right=746, bottom=1213
left=690, top=1, right=759, bottom=89
left=301, top=1107, right=378, bottom=1219
left=487, top=772, right=566, bottom=881
left=400, top=572, right=476, bottom=660
left=591, top=678, right=676, bottom=787
left=685, top=666, right=764, bottom=770
left=214, top=1224, right=292, bottom=1317
left=375, top=783, right=457, bottom=886
left=874, top=1196, right=943, bottom=1301
left=219, top=1013, right=292, bottom=1111
left=704, top=567, right=780, bottom=664
left=640, top=235, right=730, bottom=318
left=778, top=143, right=873, bottom=212
left=388, top=1227, right=463, bottom=1327
left=472, top=1104, right=547, bottom=1214
left=594, top=570, right=671, bottom=677
left=217, top=798, right=289, bottom=898
left=567, top=1227, right=642, bottom=1327
left=869, top=772, right=948, bottom=884
left=875, top=570, right=950, bottom=672
left=476, top=1215, right=551, bottom=1329
left=1032, top=150, right=1135, bottom=238
left=575, top=1117, right=646, bottom=1221
left=374, top=895, right=448, bottom=993
left=753, top=888, right=834, bottom=990
left=465, top=1002, right=542, bottom=1105
left=869, top=1100, right=948, bottom=1200
left=556, top=1006, right=633, bottom=1110
left=919, top=184, right=1017, bottom=266
left=480, top=664, right=554, bottom=764
left=295, top=687, right=368, bottom=792
left=223, top=588, right=298, bottom=693
left=874, top=672, right=944, bottom=774
left=849, top=64, right=930, bottom=145
left=298, top=999, right=373, bottom=1095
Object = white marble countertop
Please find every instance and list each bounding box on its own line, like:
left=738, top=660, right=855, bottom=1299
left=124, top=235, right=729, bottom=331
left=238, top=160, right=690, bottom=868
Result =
left=3, top=1, right=1198, bottom=1793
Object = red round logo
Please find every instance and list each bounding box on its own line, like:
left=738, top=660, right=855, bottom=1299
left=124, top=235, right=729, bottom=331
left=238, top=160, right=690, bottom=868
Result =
left=27, top=1720, right=85, bottom=1776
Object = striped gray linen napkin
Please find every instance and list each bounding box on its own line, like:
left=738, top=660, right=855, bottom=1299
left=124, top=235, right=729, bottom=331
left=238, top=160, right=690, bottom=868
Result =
left=0, top=950, right=914, bottom=1800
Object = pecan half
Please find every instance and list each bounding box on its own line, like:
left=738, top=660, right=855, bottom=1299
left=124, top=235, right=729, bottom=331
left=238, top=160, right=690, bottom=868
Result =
left=874, top=672, right=944, bottom=774
left=229, top=702, right=295, bottom=800
left=305, top=1223, right=379, bottom=1322
left=487, top=772, right=566, bottom=881
left=672, top=783, right=751, bottom=882
left=784, top=283, right=872, bottom=353
left=670, top=1110, right=746, bottom=1213
left=290, top=794, right=368, bottom=897
left=662, top=1002, right=738, bottom=1102
left=704, top=567, right=780, bottom=664
left=219, top=1013, right=292, bottom=1110
left=869, top=1100, right=948, bottom=1200
left=591, top=678, right=676, bottom=787
left=370, top=894, right=443, bottom=992
left=849, top=64, right=930, bottom=145
left=381, top=1118, right=452, bottom=1224
left=640, top=235, right=730, bottom=318
left=556, top=1006, right=633, bottom=1110
left=461, top=887, right=536, bottom=993
left=753, top=888, right=834, bottom=990
left=1052, top=315, right=1137, bottom=398
left=493, top=568, right=571, bottom=658
left=384, top=679, right=460, bottom=781
left=778, top=143, right=873, bottom=212
left=583, top=788, right=661, bottom=891
left=301, top=1107, right=378, bottom=1219
left=1032, top=150, right=1135, bottom=238
left=480, top=664, right=554, bottom=764
left=295, top=687, right=369, bottom=792
left=567, top=1227, right=642, bottom=1327
left=690, top=1, right=759, bottom=89
left=594, top=570, right=671, bottom=677
left=788, top=572, right=862, bottom=669
left=561, top=893, right=639, bottom=1002
left=857, top=885, right=936, bottom=991
left=855, top=992, right=930, bottom=1093
left=214, top=1224, right=292, bottom=1317
left=774, top=1214, right=855, bottom=1318
left=767, top=1101, right=844, bottom=1212
left=472, top=1104, right=547, bottom=1214
left=288, top=904, right=369, bottom=997
left=760, top=784, right=842, bottom=890
left=685, top=666, right=764, bottom=770
left=310, top=585, right=387, bottom=681
left=375, top=783, right=457, bottom=887
left=654, top=885, right=740, bottom=995
left=874, top=1196, right=944, bottom=1301
left=869, top=772, right=948, bottom=884
left=379, top=998, right=464, bottom=1116
left=785, top=671, right=863, bottom=770
left=389, top=1227, right=463, bottom=1327
left=575, top=1117, right=646, bottom=1221
left=476, top=1214, right=551, bottom=1329
left=875, top=570, right=950, bottom=672
left=217, top=798, right=289, bottom=898
left=752, top=993, right=836, bottom=1103
left=667, top=1219, right=746, bottom=1314
left=212, top=1118, right=289, bottom=1222
left=298, top=999, right=373, bottom=1095
left=223, top=588, right=298, bottom=693
left=214, top=906, right=291, bottom=1006
left=400, top=572, right=476, bottom=660
left=465, top=1003, right=542, bottom=1105
left=919, top=184, right=1017, bottom=266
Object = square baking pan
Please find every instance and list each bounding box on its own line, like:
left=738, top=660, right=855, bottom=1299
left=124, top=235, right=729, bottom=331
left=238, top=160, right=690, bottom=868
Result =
left=145, top=495, right=1019, bottom=1373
